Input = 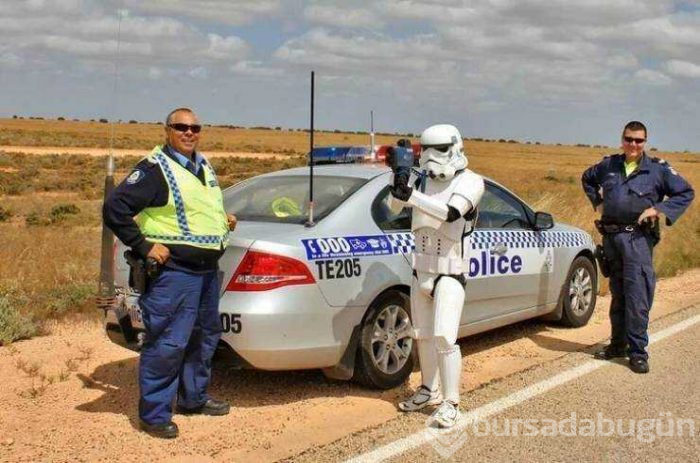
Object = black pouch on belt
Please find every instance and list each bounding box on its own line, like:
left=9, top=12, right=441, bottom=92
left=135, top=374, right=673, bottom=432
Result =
left=124, top=250, right=148, bottom=294
left=594, top=219, right=606, bottom=235
left=594, top=244, right=611, bottom=278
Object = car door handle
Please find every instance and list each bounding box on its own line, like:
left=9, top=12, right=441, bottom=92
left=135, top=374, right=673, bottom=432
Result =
left=490, top=243, right=508, bottom=255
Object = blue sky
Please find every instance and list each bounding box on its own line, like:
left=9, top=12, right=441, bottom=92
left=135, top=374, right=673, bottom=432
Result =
left=1, top=0, right=699, bottom=151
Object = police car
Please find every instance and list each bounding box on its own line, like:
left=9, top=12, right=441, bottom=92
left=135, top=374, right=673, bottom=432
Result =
left=104, top=164, right=598, bottom=389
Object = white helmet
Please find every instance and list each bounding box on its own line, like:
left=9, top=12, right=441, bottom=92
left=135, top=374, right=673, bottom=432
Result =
left=419, top=124, right=467, bottom=181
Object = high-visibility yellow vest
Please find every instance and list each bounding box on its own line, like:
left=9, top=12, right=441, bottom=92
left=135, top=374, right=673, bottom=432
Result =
left=136, top=146, right=229, bottom=250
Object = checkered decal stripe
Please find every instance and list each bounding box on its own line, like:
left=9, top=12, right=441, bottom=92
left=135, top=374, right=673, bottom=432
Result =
left=470, top=230, right=589, bottom=250
left=144, top=233, right=228, bottom=245
left=154, top=153, right=192, bottom=235
left=386, top=230, right=589, bottom=252
left=387, top=232, right=414, bottom=254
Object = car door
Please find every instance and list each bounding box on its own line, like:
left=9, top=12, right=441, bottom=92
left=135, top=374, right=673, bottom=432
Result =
left=462, top=182, right=556, bottom=325
left=371, top=181, right=555, bottom=325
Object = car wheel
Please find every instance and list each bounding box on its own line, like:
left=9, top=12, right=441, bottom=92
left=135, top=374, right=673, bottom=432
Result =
left=559, top=256, right=597, bottom=327
left=353, top=290, right=415, bottom=389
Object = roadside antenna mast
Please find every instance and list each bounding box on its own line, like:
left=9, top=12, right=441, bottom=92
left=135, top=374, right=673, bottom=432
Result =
left=97, top=9, right=124, bottom=311
left=306, top=70, right=315, bottom=227
left=107, top=9, right=124, bottom=176
left=370, top=110, right=376, bottom=162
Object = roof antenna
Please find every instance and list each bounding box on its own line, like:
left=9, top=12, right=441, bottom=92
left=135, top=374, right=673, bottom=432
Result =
left=305, top=70, right=315, bottom=227
left=97, top=9, right=124, bottom=313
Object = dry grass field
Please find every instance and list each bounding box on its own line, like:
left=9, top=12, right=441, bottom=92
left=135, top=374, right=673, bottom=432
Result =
left=0, top=117, right=402, bottom=154
left=0, top=118, right=698, bottom=343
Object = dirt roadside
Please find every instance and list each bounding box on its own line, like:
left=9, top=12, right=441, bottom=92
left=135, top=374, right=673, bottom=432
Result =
left=0, top=145, right=290, bottom=159
left=1, top=269, right=698, bottom=462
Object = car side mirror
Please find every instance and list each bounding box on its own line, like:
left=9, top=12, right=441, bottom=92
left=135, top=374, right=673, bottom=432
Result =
left=533, top=211, right=554, bottom=230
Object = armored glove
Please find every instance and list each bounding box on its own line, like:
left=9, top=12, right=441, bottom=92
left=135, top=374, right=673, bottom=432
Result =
left=390, top=171, right=413, bottom=201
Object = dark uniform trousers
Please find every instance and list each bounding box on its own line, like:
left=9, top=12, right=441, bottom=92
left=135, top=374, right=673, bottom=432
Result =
left=603, top=231, right=656, bottom=359
left=138, top=268, right=221, bottom=425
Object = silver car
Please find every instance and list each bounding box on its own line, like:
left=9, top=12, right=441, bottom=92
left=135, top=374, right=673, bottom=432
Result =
left=104, top=164, right=598, bottom=389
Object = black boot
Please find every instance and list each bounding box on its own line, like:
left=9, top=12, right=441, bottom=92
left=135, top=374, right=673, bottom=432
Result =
left=593, top=345, right=627, bottom=360
left=177, top=398, right=230, bottom=416
left=140, top=420, right=179, bottom=439
left=629, top=357, right=649, bottom=374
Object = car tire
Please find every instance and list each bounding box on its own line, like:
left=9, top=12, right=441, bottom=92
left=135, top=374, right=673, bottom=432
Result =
left=559, top=256, right=597, bottom=327
left=353, top=290, right=415, bottom=390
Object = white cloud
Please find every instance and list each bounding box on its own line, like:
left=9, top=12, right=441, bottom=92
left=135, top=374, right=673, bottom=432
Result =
left=122, top=0, right=283, bottom=26
left=274, top=28, right=445, bottom=74
left=304, top=4, right=382, bottom=28
left=2, top=0, right=700, bottom=150
left=635, top=69, right=673, bottom=86
left=0, top=3, right=252, bottom=70
left=148, top=66, right=162, bottom=80
left=379, top=0, right=481, bottom=24
left=24, top=0, right=86, bottom=14
left=188, top=66, right=209, bottom=80
left=275, top=1, right=698, bottom=109
left=229, top=61, right=283, bottom=77
left=40, top=36, right=152, bottom=57
left=665, top=59, right=700, bottom=78
left=582, top=12, right=700, bottom=61
left=205, top=34, right=250, bottom=60
left=0, top=51, right=24, bottom=68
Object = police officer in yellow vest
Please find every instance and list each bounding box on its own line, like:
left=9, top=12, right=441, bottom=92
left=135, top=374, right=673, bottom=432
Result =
left=103, top=108, right=236, bottom=438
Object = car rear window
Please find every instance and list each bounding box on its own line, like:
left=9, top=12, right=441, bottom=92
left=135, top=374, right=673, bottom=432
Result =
left=223, top=175, right=367, bottom=224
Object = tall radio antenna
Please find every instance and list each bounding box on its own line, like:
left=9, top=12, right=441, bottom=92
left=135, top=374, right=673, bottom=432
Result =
left=97, top=9, right=124, bottom=313
left=306, top=70, right=316, bottom=227
left=107, top=9, right=124, bottom=171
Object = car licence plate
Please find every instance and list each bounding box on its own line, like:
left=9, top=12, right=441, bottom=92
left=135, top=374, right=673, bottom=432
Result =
left=124, top=293, right=144, bottom=328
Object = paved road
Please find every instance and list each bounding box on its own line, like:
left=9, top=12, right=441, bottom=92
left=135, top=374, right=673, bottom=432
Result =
left=293, top=305, right=700, bottom=462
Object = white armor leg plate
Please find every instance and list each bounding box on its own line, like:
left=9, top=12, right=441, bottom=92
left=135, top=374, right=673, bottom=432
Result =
left=433, top=276, right=465, bottom=404
left=411, top=273, right=439, bottom=391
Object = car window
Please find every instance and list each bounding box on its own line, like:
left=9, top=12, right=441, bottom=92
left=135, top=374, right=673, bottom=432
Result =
left=476, top=184, right=531, bottom=229
left=223, top=175, right=367, bottom=224
left=372, top=185, right=411, bottom=231
left=371, top=182, right=532, bottom=231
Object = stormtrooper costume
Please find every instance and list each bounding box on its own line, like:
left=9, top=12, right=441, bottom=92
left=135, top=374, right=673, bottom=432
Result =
left=389, top=124, right=484, bottom=428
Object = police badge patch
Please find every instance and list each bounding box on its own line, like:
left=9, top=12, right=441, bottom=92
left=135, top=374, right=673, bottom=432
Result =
left=126, top=170, right=144, bottom=184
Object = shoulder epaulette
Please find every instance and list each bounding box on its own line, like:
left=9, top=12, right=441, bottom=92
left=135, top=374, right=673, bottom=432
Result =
left=653, top=157, right=678, bottom=174
left=144, top=152, right=164, bottom=166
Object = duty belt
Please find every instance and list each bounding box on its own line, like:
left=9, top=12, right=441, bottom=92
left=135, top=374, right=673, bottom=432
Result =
left=594, top=220, right=639, bottom=234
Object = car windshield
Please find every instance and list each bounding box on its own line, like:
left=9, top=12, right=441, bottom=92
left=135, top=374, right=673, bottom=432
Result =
left=223, top=175, right=367, bottom=224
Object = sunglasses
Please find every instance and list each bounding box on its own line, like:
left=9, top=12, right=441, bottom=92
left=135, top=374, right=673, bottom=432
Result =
left=623, top=136, right=646, bottom=144
left=168, top=123, right=202, bottom=134
left=423, top=144, right=452, bottom=153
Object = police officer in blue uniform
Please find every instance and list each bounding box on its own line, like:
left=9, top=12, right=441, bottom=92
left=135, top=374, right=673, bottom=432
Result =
left=103, top=107, right=237, bottom=438
left=582, top=121, right=694, bottom=374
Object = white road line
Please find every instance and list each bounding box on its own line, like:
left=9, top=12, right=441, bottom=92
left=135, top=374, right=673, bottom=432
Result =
left=346, top=312, right=700, bottom=463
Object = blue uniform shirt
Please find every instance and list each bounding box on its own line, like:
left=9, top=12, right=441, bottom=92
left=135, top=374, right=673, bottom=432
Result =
left=581, top=153, right=694, bottom=226
left=169, top=147, right=204, bottom=176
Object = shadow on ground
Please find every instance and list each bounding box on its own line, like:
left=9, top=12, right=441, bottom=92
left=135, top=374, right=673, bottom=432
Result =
left=75, top=316, right=605, bottom=430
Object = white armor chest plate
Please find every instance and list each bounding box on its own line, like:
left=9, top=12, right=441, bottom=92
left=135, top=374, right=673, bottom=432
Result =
left=411, top=175, right=468, bottom=241
left=411, top=176, right=470, bottom=274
